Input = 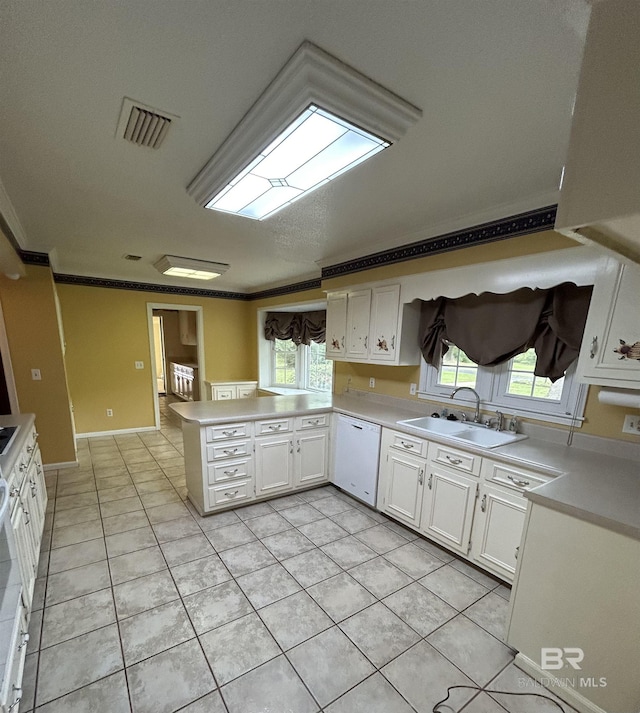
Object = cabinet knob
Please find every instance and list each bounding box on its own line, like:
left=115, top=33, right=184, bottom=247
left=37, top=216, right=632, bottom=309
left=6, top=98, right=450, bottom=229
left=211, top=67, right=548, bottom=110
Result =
left=589, top=335, right=598, bottom=359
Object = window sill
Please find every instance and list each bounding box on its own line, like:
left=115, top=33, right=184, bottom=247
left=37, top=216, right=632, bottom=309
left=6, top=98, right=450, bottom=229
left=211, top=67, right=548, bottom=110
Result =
left=260, top=387, right=312, bottom=396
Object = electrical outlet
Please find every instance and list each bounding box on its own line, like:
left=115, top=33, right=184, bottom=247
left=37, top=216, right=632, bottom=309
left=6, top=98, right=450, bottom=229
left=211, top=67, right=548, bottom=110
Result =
left=369, top=377, right=375, bottom=388
left=135, top=361, right=144, bottom=370
left=31, top=368, right=41, bottom=381
left=622, top=414, right=640, bottom=434
left=409, top=383, right=417, bottom=395
left=106, top=409, right=113, bottom=417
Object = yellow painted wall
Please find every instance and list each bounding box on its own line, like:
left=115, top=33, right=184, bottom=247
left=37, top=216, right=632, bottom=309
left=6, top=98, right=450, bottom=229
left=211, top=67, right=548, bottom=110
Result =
left=0, top=266, right=76, bottom=464
left=326, top=232, right=640, bottom=443
left=57, top=284, right=253, bottom=434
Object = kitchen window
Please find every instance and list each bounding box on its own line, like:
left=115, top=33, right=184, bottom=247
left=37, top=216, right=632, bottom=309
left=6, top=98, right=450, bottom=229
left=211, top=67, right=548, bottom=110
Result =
left=270, top=338, right=333, bottom=392
left=420, top=346, right=586, bottom=426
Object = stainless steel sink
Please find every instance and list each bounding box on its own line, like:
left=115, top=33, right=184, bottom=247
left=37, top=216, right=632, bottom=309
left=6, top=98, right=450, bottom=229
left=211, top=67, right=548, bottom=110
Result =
left=396, top=417, right=528, bottom=449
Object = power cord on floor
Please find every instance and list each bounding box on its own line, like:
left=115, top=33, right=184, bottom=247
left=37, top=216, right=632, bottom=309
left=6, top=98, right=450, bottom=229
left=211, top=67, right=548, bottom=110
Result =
left=432, top=684, right=567, bottom=712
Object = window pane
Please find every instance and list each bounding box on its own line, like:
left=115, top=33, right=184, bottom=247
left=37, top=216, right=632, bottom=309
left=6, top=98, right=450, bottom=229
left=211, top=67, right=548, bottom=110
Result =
left=273, top=339, right=298, bottom=386
left=505, top=348, right=563, bottom=401
left=306, top=341, right=333, bottom=392
left=437, top=346, right=478, bottom=389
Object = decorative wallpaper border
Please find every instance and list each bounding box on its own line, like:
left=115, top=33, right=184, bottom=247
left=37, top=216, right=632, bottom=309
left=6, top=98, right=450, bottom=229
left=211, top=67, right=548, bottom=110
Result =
left=321, top=204, right=558, bottom=279
left=20, top=250, right=50, bottom=266
left=248, top=278, right=322, bottom=301
left=53, top=273, right=251, bottom=301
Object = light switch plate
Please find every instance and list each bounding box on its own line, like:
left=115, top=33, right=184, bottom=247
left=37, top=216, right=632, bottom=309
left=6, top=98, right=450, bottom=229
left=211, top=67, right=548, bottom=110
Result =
left=135, top=361, right=144, bottom=370
left=622, top=414, right=640, bottom=435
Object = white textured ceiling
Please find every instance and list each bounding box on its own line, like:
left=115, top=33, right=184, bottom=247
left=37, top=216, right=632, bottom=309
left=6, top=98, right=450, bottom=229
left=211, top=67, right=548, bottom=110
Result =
left=0, top=0, right=590, bottom=292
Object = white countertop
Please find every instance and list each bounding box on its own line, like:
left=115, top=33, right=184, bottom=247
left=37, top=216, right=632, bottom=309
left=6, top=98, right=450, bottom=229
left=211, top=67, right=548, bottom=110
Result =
left=170, top=394, right=640, bottom=540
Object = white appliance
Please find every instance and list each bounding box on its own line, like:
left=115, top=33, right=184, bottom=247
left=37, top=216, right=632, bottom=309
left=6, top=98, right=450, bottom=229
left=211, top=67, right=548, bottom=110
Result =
left=333, top=414, right=381, bottom=506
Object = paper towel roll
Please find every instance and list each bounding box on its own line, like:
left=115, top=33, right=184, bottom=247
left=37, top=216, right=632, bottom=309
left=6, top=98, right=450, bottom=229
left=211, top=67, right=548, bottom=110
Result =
left=597, top=388, right=640, bottom=409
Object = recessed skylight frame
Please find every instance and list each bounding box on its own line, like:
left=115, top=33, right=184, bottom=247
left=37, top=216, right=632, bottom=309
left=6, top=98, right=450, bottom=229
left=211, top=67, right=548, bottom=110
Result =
left=187, top=41, right=421, bottom=220
left=154, top=255, right=230, bottom=281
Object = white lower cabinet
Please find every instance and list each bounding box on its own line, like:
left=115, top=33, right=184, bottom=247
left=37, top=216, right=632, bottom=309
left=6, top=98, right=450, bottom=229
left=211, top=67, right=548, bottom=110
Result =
left=470, top=483, right=527, bottom=579
left=420, top=466, right=478, bottom=556
left=255, top=434, right=294, bottom=497
left=376, top=427, right=554, bottom=582
left=1, top=602, right=29, bottom=713
left=294, top=429, right=329, bottom=488
left=183, top=413, right=330, bottom=514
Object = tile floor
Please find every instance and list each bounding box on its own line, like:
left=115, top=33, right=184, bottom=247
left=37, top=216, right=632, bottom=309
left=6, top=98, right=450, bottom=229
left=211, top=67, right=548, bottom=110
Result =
left=22, top=397, right=573, bottom=713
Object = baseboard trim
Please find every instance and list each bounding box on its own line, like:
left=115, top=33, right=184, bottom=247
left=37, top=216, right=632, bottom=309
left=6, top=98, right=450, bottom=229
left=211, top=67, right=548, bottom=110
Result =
left=43, top=461, right=79, bottom=471
left=514, top=653, right=607, bottom=713
left=76, top=426, right=158, bottom=439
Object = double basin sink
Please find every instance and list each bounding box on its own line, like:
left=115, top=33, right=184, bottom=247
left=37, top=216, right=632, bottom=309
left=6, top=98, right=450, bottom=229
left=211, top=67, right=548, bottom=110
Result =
left=396, top=416, right=528, bottom=449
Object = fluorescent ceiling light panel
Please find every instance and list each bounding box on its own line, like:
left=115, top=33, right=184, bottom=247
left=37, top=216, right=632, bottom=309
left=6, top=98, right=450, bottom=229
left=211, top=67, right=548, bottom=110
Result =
left=187, top=41, right=421, bottom=220
left=154, top=255, right=229, bottom=280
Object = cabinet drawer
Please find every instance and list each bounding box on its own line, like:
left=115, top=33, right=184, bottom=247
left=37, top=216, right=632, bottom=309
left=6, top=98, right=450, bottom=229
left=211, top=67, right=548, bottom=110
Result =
left=431, top=444, right=480, bottom=475
left=256, top=418, right=293, bottom=435
left=207, top=440, right=252, bottom=461
left=389, top=431, right=428, bottom=458
left=481, top=460, right=553, bottom=493
left=205, top=423, right=250, bottom=442
left=207, top=480, right=253, bottom=508
left=214, top=387, right=235, bottom=401
left=295, top=413, right=330, bottom=430
left=237, top=386, right=257, bottom=399
left=207, top=457, right=253, bottom=485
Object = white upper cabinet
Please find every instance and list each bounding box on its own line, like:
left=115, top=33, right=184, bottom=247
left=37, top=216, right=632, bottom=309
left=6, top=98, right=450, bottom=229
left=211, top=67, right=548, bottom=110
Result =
left=325, top=293, right=348, bottom=357
left=369, top=284, right=400, bottom=362
left=325, top=282, right=421, bottom=365
left=576, top=257, right=640, bottom=388
left=345, top=289, right=371, bottom=358
left=555, top=0, right=640, bottom=263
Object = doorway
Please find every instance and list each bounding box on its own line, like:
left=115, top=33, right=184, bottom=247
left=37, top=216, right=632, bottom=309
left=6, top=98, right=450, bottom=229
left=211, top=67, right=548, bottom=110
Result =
left=147, top=303, right=205, bottom=430
left=0, top=300, right=19, bottom=415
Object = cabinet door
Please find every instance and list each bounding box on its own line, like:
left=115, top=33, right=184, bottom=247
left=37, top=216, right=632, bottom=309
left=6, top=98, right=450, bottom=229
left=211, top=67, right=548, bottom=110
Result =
left=11, top=495, right=36, bottom=607
left=255, top=436, right=294, bottom=497
left=420, top=467, right=477, bottom=555
left=345, top=289, right=371, bottom=359
left=295, top=429, right=328, bottom=487
left=470, top=483, right=527, bottom=581
left=577, top=259, right=640, bottom=388
left=369, top=284, right=400, bottom=362
left=326, top=293, right=348, bottom=358
left=379, top=449, right=425, bottom=527
left=26, top=453, right=46, bottom=546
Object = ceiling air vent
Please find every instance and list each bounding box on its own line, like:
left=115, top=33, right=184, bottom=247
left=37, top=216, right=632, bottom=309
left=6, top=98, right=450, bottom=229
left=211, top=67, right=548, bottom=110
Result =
left=116, top=98, right=179, bottom=149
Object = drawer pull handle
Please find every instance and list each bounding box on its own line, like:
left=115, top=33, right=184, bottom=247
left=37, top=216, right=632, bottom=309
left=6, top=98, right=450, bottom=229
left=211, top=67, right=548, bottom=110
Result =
left=224, top=469, right=239, bottom=476
left=515, top=545, right=520, bottom=560
left=27, top=445, right=34, bottom=454
left=589, top=335, right=598, bottom=359
left=222, top=430, right=237, bottom=437
left=19, top=464, right=27, bottom=472
left=428, top=473, right=433, bottom=490
left=445, top=455, right=463, bottom=465
left=268, top=424, right=282, bottom=431
left=224, top=490, right=239, bottom=498
left=223, top=448, right=239, bottom=455
left=308, top=419, right=320, bottom=425
left=17, top=632, right=29, bottom=650
left=480, top=494, right=487, bottom=512
left=507, top=475, right=530, bottom=487
left=400, top=441, right=414, bottom=449
left=418, top=469, right=424, bottom=486
left=8, top=692, right=22, bottom=711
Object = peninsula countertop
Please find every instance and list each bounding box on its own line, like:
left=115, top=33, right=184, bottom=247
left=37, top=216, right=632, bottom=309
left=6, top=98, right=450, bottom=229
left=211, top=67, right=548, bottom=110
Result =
left=170, top=394, right=640, bottom=540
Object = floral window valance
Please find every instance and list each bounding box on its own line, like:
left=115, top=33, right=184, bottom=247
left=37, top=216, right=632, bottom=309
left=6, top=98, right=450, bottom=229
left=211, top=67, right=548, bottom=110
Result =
left=264, top=311, right=326, bottom=346
left=419, top=283, right=593, bottom=381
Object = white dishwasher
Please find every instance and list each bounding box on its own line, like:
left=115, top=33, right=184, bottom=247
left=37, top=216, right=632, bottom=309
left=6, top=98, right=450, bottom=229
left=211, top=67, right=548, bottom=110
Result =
left=333, top=414, right=381, bottom=506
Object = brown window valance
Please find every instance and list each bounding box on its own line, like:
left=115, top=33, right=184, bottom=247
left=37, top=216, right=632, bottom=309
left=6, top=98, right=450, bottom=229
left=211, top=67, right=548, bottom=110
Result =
left=264, top=311, right=326, bottom=346
left=419, top=283, right=592, bottom=381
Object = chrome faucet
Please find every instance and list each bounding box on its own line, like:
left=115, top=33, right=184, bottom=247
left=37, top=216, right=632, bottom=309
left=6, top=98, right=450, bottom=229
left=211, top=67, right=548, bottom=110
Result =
left=449, top=387, right=481, bottom=422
